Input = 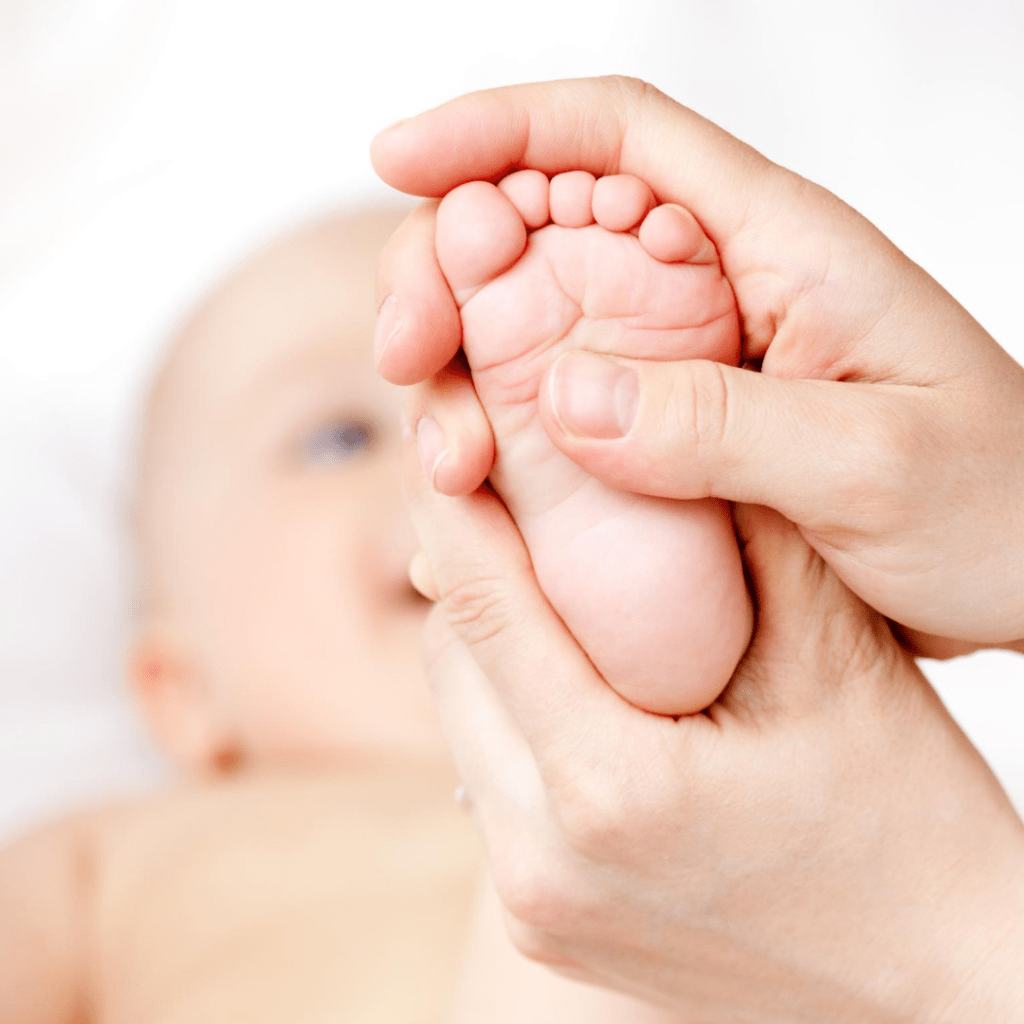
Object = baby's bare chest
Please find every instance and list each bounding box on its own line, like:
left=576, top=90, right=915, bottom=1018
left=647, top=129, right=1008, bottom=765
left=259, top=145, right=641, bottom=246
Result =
left=87, top=783, right=479, bottom=1024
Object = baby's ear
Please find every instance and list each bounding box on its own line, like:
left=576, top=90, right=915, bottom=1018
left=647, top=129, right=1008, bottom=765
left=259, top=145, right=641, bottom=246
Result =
left=128, top=624, right=241, bottom=774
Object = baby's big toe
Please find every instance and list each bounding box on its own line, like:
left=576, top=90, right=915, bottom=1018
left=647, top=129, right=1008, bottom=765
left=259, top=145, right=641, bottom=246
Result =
left=435, top=181, right=529, bottom=303
left=639, top=203, right=719, bottom=266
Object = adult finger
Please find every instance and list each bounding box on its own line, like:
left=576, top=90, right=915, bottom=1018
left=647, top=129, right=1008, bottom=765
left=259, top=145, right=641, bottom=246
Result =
left=536, top=351, right=931, bottom=531
left=375, top=199, right=462, bottom=384
left=371, top=76, right=785, bottom=257
left=400, top=411, right=626, bottom=770
left=420, top=605, right=544, bottom=843
left=402, top=354, right=495, bottom=497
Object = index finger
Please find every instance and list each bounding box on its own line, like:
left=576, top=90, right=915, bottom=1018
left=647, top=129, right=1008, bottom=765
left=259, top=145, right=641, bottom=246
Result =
left=370, top=75, right=778, bottom=253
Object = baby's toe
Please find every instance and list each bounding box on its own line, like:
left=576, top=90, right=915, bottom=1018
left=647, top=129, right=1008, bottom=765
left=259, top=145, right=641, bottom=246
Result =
left=436, top=181, right=528, bottom=302
left=638, top=203, right=719, bottom=266
left=498, top=170, right=550, bottom=229
left=592, top=174, right=655, bottom=232
left=549, top=171, right=597, bottom=228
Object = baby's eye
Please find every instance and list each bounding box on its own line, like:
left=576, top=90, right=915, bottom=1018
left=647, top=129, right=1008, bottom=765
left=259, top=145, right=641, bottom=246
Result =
left=299, top=418, right=378, bottom=466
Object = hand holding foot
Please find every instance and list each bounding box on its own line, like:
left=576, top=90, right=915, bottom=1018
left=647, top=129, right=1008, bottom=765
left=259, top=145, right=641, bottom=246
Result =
left=401, top=423, right=1024, bottom=1023
left=373, top=76, right=1024, bottom=657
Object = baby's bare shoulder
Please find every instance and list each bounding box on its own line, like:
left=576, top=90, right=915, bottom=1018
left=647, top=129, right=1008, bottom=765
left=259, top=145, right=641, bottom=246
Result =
left=0, top=795, right=146, bottom=916
left=0, top=796, right=153, bottom=1024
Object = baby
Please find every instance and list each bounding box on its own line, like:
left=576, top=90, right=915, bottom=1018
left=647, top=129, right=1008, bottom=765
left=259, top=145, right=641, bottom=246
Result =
left=0, top=211, right=479, bottom=1024
left=415, top=172, right=753, bottom=715
left=0, top=209, right=683, bottom=1024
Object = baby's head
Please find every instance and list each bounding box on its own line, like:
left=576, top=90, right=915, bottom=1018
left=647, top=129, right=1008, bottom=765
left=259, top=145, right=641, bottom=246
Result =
left=131, top=208, right=441, bottom=773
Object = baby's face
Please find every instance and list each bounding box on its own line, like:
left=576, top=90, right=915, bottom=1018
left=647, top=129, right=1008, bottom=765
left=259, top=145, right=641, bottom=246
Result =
left=135, top=211, right=443, bottom=767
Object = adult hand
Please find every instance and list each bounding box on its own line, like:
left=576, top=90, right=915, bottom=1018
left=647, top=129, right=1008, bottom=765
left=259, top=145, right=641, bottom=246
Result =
left=400, top=423, right=1024, bottom=1023
left=372, top=77, right=1024, bottom=655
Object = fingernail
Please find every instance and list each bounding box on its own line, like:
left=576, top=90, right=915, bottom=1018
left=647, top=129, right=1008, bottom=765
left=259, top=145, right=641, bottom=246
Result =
left=416, top=415, right=449, bottom=488
left=549, top=352, right=639, bottom=438
left=374, top=295, right=400, bottom=365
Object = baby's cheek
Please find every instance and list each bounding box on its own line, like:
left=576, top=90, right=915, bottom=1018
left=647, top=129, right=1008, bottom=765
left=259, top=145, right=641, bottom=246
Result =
left=193, top=490, right=430, bottom=759
left=193, top=514, right=306, bottom=672
left=225, top=533, right=359, bottom=730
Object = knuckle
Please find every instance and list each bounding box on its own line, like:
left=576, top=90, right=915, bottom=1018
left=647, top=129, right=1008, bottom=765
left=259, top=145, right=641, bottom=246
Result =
left=691, top=360, right=733, bottom=449
left=419, top=607, right=455, bottom=682
left=438, top=572, right=516, bottom=647
left=504, top=917, right=574, bottom=968
left=666, top=360, right=734, bottom=490
left=547, top=748, right=659, bottom=862
left=596, top=76, right=668, bottom=173
left=493, top=849, right=575, bottom=934
left=605, top=74, right=666, bottom=111
left=604, top=73, right=648, bottom=102
left=379, top=200, right=430, bottom=270
left=552, top=777, right=625, bottom=859
left=860, top=411, right=912, bottom=493
left=831, top=400, right=930, bottom=526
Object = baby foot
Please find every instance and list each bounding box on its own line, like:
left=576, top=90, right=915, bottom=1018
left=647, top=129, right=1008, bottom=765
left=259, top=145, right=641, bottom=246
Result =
left=434, top=171, right=752, bottom=715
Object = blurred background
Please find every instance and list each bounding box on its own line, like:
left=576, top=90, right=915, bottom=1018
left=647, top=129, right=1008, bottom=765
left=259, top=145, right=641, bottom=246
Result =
left=0, top=0, right=1021, bottom=841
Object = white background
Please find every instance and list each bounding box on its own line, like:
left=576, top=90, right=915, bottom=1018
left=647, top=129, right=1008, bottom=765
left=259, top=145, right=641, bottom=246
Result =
left=0, top=0, right=1021, bottom=840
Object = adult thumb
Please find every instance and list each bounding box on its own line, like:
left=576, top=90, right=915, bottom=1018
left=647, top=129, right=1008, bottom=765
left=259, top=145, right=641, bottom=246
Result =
left=371, top=76, right=778, bottom=252
left=537, top=350, right=920, bottom=529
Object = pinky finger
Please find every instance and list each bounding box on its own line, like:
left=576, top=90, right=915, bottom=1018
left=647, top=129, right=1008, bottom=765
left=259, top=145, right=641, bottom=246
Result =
left=376, top=199, right=463, bottom=385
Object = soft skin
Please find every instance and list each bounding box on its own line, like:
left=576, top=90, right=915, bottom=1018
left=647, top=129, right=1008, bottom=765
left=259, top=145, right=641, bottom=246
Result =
left=427, top=171, right=751, bottom=715
left=0, top=767, right=481, bottom=1024
left=371, top=76, right=1024, bottom=658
